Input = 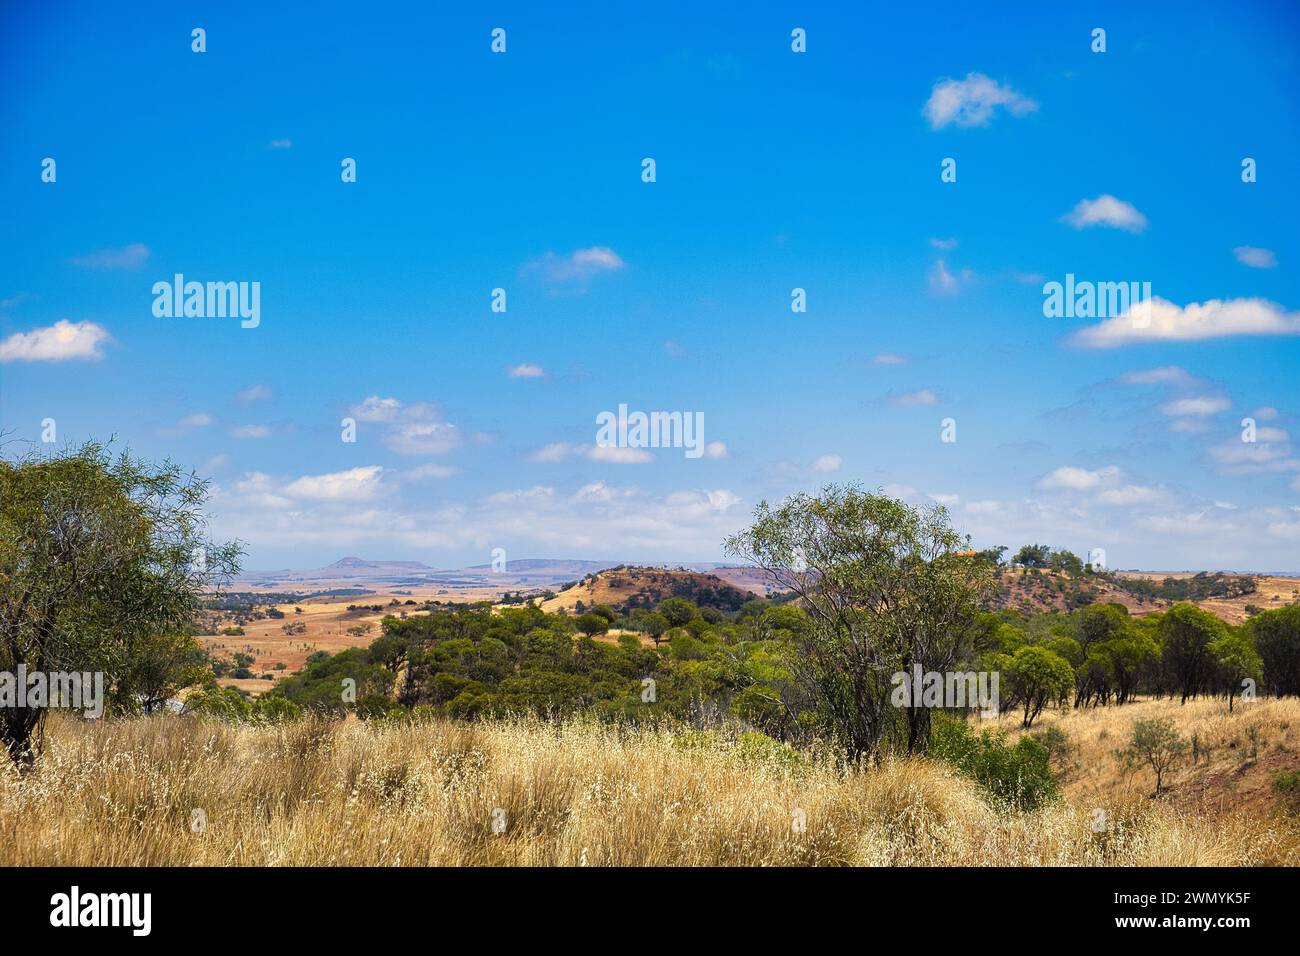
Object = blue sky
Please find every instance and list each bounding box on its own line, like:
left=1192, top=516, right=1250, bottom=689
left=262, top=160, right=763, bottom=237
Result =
left=2, top=0, right=1299, bottom=571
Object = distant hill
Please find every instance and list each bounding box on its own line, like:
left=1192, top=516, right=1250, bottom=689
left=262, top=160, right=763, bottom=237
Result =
left=540, top=566, right=761, bottom=614
left=991, top=567, right=1299, bottom=624
left=325, top=556, right=436, bottom=572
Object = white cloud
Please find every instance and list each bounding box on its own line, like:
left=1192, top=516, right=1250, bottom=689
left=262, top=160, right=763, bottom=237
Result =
left=923, top=73, right=1037, bottom=129
left=229, top=424, right=272, bottom=439
left=270, top=139, right=292, bottom=149
left=348, top=397, right=462, bottom=455
left=888, top=388, right=939, bottom=407
left=531, top=443, right=653, bottom=464
left=236, top=384, right=273, bottom=403
left=929, top=237, right=958, bottom=250
left=530, top=442, right=577, bottom=463
left=525, top=246, right=625, bottom=285
left=872, top=352, right=909, bottom=365
left=386, top=421, right=462, bottom=455
left=1070, top=297, right=1300, bottom=348
left=71, top=243, right=150, bottom=269
left=284, top=466, right=385, bottom=502
left=1098, top=484, right=1160, bottom=506
left=1039, top=465, right=1121, bottom=491
left=1121, top=366, right=1196, bottom=386
left=178, top=413, right=213, bottom=429
left=587, top=445, right=654, bottom=464
left=1159, top=396, right=1230, bottom=417
left=704, top=441, right=728, bottom=459
left=0, top=320, right=111, bottom=362
left=213, top=478, right=746, bottom=559
left=812, top=454, right=842, bottom=472
left=929, top=259, right=973, bottom=295
left=1207, top=427, right=1299, bottom=476
left=351, top=396, right=406, bottom=422
left=508, top=363, right=545, bottom=378
left=1060, top=195, right=1148, bottom=233
left=1234, top=246, right=1277, bottom=269
left=1254, top=406, right=1279, bottom=421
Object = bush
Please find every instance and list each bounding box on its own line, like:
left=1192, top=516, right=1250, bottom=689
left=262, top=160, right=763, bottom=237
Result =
left=256, top=695, right=301, bottom=723
left=930, top=714, right=1059, bottom=810
left=734, top=731, right=803, bottom=771
left=185, top=685, right=252, bottom=721
left=1273, top=771, right=1300, bottom=815
left=1031, top=725, right=1074, bottom=769
left=1118, top=717, right=1188, bottom=792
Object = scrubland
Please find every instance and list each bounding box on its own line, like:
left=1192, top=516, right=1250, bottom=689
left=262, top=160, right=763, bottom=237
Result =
left=2, top=696, right=1296, bottom=867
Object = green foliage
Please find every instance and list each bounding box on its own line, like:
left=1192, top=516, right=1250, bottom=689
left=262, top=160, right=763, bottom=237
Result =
left=1250, top=605, right=1300, bottom=696
left=1274, top=771, right=1300, bottom=815
left=929, top=714, right=1059, bottom=810
left=1012, top=544, right=1052, bottom=568
left=1119, top=717, right=1188, bottom=792
left=1160, top=604, right=1227, bottom=703
left=1030, top=724, right=1074, bottom=769
left=725, top=485, right=993, bottom=761
left=1003, top=645, right=1074, bottom=727
left=0, top=443, right=240, bottom=764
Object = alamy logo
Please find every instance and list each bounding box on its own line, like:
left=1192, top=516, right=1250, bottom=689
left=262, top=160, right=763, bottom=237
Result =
left=890, top=665, right=1000, bottom=718
left=50, top=886, right=151, bottom=936
left=595, top=404, right=705, bottom=459
left=152, top=274, right=260, bottom=328
left=1042, top=274, right=1151, bottom=321
left=0, top=665, right=103, bottom=717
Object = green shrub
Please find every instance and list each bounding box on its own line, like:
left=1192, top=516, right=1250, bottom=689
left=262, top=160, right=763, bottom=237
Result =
left=930, top=713, right=1059, bottom=810
left=1274, top=771, right=1300, bottom=815
left=1031, top=724, right=1074, bottom=769
left=734, top=731, right=803, bottom=771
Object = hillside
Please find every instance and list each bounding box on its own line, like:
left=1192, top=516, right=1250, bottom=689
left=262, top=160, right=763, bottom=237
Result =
left=540, top=566, right=761, bottom=614
left=991, top=567, right=1298, bottom=624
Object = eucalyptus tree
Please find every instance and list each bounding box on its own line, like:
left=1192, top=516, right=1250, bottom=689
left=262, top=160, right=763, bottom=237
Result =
left=726, top=485, right=992, bottom=761
left=0, top=443, right=239, bottom=765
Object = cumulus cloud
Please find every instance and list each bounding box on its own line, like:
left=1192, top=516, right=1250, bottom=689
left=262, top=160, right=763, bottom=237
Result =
left=386, top=421, right=462, bottom=455
left=872, top=352, right=909, bottom=365
left=508, top=363, right=545, bottom=378
left=530, top=443, right=653, bottom=464
left=923, top=73, right=1037, bottom=129
left=1039, top=465, right=1121, bottom=491
left=704, top=441, right=728, bottom=459
left=1234, top=246, right=1277, bottom=269
left=524, top=246, right=625, bottom=287
left=0, top=320, right=111, bottom=362
left=888, top=388, right=939, bottom=407
left=812, top=454, right=842, bottom=472
left=348, top=396, right=462, bottom=455
left=1060, top=195, right=1147, bottom=233
left=1159, top=396, right=1231, bottom=417
left=1070, top=297, right=1300, bottom=348
left=212, top=478, right=745, bottom=559
left=71, top=243, right=150, bottom=269
left=284, top=466, right=385, bottom=502
left=1121, top=366, right=1197, bottom=386
left=1207, top=426, right=1299, bottom=476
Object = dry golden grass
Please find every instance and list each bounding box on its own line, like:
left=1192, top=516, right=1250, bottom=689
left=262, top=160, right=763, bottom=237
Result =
left=1002, top=695, right=1300, bottom=817
left=2, top=706, right=1296, bottom=866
